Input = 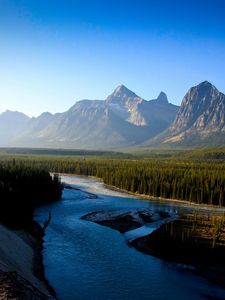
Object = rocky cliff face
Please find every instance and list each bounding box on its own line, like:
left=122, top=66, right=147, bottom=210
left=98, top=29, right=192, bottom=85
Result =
left=146, top=81, right=225, bottom=147
left=106, top=85, right=146, bottom=126
left=170, top=81, right=225, bottom=133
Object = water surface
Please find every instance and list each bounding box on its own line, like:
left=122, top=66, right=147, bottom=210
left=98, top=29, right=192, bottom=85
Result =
left=35, top=175, right=225, bottom=300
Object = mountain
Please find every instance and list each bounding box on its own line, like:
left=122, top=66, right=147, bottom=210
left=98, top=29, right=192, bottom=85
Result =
left=10, top=85, right=179, bottom=148
left=0, top=110, right=30, bottom=146
left=146, top=81, right=225, bottom=147
left=13, top=112, right=55, bottom=145
left=2, top=82, right=224, bottom=149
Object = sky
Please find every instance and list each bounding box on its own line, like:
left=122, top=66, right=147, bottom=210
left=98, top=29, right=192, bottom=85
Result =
left=0, top=0, right=225, bottom=117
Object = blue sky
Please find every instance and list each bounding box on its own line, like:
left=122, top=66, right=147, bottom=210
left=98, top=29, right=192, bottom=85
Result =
left=0, top=0, right=225, bottom=116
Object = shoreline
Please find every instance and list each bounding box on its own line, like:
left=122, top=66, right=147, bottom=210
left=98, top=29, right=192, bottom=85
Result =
left=63, top=184, right=97, bottom=199
left=32, top=221, right=58, bottom=299
left=129, top=213, right=225, bottom=288
left=104, top=183, right=225, bottom=212
left=59, top=172, right=225, bottom=212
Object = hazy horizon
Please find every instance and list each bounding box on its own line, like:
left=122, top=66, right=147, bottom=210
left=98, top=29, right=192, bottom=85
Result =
left=0, top=0, right=225, bottom=117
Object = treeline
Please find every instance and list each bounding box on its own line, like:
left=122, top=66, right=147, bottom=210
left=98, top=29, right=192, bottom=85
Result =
left=134, top=147, right=225, bottom=161
left=177, top=147, right=225, bottom=161
left=1, top=156, right=225, bottom=207
left=0, top=147, right=132, bottom=158
left=2, top=146, right=225, bottom=161
left=0, top=162, right=63, bottom=229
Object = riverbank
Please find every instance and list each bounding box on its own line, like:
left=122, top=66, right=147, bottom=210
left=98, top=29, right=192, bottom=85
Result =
left=63, top=184, right=97, bottom=199
left=104, top=182, right=225, bottom=212
left=59, top=173, right=225, bottom=211
left=0, top=222, right=56, bottom=299
left=130, top=212, right=225, bottom=288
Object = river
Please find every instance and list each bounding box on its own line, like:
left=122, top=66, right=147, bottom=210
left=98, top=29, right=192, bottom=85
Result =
left=35, top=175, right=225, bottom=300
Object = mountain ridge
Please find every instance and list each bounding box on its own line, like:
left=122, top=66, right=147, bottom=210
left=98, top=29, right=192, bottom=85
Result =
left=0, top=85, right=178, bottom=148
left=0, top=81, right=224, bottom=149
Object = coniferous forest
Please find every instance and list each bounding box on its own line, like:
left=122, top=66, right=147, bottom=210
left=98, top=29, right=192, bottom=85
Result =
left=0, top=162, right=63, bottom=229
left=0, top=150, right=224, bottom=207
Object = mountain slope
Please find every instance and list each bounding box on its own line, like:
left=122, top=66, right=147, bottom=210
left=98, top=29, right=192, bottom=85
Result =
left=13, top=112, right=55, bottom=145
left=0, top=110, right=30, bottom=146
left=146, top=81, right=225, bottom=147
left=11, top=85, right=178, bottom=148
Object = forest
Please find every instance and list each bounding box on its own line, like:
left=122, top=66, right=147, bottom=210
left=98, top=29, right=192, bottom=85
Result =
left=0, top=162, right=63, bottom=229
left=0, top=147, right=131, bottom=158
left=0, top=150, right=225, bottom=207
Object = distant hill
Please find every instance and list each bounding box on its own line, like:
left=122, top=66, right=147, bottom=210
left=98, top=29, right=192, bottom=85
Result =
left=8, top=85, right=178, bottom=148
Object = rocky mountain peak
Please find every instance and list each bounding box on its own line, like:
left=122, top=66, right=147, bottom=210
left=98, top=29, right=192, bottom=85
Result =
left=113, top=85, right=137, bottom=97
left=198, top=80, right=214, bottom=87
left=107, top=85, right=140, bottom=104
left=179, top=82, right=220, bottom=112
left=157, top=81, right=225, bottom=146
left=156, top=92, right=168, bottom=104
left=0, top=110, right=30, bottom=121
left=187, top=81, right=219, bottom=101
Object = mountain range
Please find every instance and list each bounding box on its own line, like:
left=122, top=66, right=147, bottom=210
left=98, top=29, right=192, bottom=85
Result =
left=0, top=81, right=224, bottom=149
